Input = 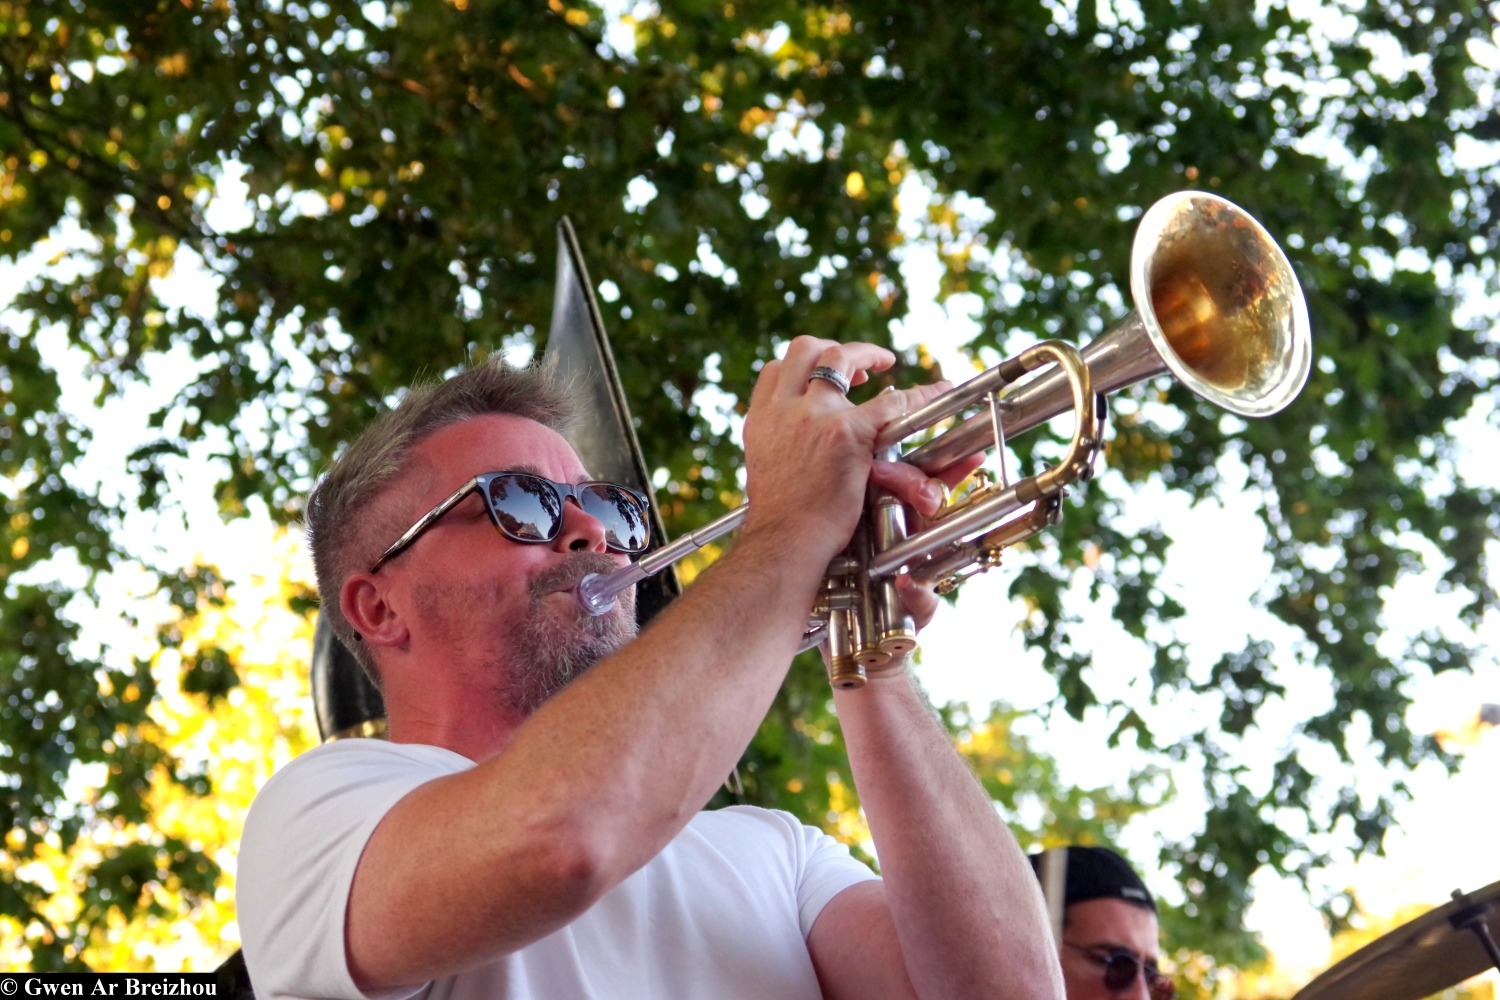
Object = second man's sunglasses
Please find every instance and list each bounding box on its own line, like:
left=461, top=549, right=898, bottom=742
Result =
left=371, top=471, right=651, bottom=573
left=1065, top=942, right=1175, bottom=1000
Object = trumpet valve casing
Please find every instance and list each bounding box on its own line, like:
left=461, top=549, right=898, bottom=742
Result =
left=825, top=599, right=867, bottom=689
left=865, top=454, right=917, bottom=670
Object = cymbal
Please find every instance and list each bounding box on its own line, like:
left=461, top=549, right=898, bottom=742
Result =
left=1292, top=880, right=1500, bottom=1000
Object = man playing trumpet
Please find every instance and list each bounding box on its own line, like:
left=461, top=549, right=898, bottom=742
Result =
left=236, top=336, right=1063, bottom=1000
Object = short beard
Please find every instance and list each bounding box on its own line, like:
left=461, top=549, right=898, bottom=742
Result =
left=500, top=554, right=638, bottom=716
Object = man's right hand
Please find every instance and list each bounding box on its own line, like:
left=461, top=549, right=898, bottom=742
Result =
left=740, top=335, right=951, bottom=570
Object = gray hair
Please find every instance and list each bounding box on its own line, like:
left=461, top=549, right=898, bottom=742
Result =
left=306, top=357, right=580, bottom=682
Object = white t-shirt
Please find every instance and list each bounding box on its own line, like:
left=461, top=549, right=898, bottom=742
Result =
left=237, top=739, right=879, bottom=1000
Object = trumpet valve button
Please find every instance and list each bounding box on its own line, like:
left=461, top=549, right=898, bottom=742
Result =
left=879, top=632, right=917, bottom=657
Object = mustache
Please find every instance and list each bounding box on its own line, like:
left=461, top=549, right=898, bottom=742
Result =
left=528, top=553, right=628, bottom=601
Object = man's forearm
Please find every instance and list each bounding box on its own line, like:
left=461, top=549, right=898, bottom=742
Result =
left=833, top=672, right=1065, bottom=1000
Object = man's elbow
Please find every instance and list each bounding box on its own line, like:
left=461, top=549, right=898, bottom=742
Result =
left=500, top=811, right=622, bottom=923
left=536, top=826, right=614, bottom=911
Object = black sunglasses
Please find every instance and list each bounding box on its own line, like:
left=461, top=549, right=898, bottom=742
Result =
left=1064, top=941, right=1174, bottom=1000
left=370, top=471, right=651, bottom=572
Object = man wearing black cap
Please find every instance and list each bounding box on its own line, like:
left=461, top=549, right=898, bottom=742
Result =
left=1030, top=846, right=1174, bottom=1000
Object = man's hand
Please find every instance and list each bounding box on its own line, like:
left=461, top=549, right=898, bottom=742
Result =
left=865, top=453, right=984, bottom=634
left=741, top=336, right=954, bottom=570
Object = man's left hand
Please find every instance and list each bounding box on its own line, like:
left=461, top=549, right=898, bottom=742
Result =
left=866, top=453, right=984, bottom=634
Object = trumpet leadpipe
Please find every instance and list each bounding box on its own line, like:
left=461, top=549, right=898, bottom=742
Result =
left=576, top=506, right=746, bottom=614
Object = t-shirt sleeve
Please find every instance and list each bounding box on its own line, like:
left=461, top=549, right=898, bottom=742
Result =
left=786, top=812, right=881, bottom=937
left=235, top=742, right=460, bottom=1000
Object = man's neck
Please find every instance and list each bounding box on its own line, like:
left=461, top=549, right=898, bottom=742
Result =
left=383, top=686, right=528, bottom=761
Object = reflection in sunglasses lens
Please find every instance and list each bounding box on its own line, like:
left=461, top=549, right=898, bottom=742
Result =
left=582, top=484, right=648, bottom=552
left=485, top=475, right=649, bottom=553
left=488, top=476, right=560, bottom=542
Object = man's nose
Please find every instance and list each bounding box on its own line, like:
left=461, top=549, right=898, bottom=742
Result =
left=555, top=497, right=609, bottom=552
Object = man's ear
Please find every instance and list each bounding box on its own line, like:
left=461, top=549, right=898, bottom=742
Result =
left=342, top=572, right=409, bottom=649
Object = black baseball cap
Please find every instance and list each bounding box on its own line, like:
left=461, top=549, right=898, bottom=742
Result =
left=1029, top=845, right=1156, bottom=912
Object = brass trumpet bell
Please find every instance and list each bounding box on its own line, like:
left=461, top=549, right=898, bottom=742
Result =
left=1128, top=190, right=1311, bottom=418
left=902, top=190, right=1313, bottom=473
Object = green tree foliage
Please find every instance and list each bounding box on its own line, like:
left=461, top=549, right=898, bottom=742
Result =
left=1, top=0, right=1495, bottom=970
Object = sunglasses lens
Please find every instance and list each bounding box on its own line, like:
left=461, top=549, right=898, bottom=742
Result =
left=1098, top=953, right=1172, bottom=999
left=1102, top=955, right=1138, bottom=991
left=578, top=483, right=650, bottom=553
left=486, top=475, right=564, bottom=542
left=484, top=475, right=650, bottom=553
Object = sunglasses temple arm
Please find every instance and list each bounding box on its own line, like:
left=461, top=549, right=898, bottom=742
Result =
left=575, top=504, right=749, bottom=615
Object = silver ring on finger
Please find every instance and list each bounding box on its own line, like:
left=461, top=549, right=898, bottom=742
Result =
left=807, top=366, right=852, bottom=395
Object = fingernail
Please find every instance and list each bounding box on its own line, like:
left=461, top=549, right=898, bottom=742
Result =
left=921, top=480, right=943, bottom=508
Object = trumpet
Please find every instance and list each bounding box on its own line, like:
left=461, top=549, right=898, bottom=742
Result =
left=576, top=191, right=1313, bottom=688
